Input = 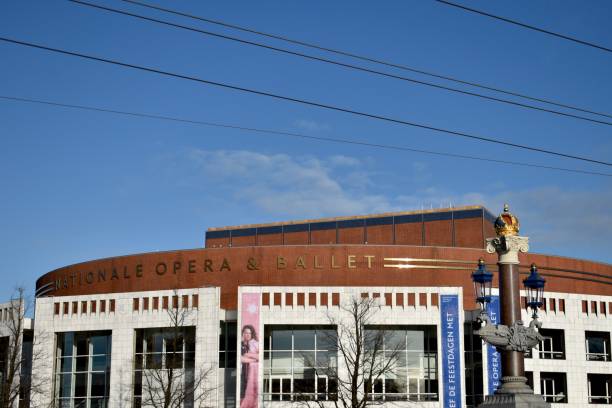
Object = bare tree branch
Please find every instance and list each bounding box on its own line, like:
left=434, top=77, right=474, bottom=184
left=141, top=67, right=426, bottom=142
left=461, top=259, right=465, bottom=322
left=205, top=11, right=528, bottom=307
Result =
left=137, top=290, right=215, bottom=408
left=296, top=297, right=402, bottom=408
left=1, top=288, right=52, bottom=408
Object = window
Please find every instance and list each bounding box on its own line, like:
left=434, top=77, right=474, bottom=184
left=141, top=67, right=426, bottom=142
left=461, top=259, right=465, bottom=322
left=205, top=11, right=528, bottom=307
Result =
left=464, top=322, right=483, bottom=408
left=526, top=371, right=533, bottom=390
left=540, top=372, right=567, bottom=403
left=219, top=321, right=237, bottom=368
left=538, top=329, right=565, bottom=360
left=365, top=326, right=438, bottom=402
left=0, top=336, right=8, bottom=401
left=263, top=326, right=337, bottom=401
left=588, top=374, right=612, bottom=404
left=133, top=327, right=196, bottom=408
left=219, top=321, right=237, bottom=407
left=54, top=331, right=112, bottom=408
left=586, top=331, right=611, bottom=361
left=19, top=330, right=33, bottom=408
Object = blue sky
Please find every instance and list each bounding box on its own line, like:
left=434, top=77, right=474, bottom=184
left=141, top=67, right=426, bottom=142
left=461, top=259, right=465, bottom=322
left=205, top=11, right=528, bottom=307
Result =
left=1, top=0, right=610, bottom=301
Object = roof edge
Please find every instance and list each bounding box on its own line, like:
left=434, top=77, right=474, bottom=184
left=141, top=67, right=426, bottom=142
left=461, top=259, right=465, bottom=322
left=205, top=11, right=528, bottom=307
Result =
left=207, top=205, right=486, bottom=231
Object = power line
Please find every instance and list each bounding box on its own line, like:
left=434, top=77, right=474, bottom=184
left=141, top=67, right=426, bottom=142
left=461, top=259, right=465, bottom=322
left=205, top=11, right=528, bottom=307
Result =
left=1, top=36, right=609, bottom=167
left=435, top=0, right=612, bottom=54
left=113, top=0, right=612, bottom=120
left=69, top=0, right=612, bottom=127
left=1, top=95, right=609, bottom=177
left=68, top=0, right=612, bottom=126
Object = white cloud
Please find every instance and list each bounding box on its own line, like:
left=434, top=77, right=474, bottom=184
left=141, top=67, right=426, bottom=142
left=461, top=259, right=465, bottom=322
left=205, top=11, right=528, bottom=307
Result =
left=399, top=187, right=612, bottom=261
left=329, top=155, right=361, bottom=167
left=482, top=187, right=612, bottom=255
left=188, top=149, right=393, bottom=218
left=187, top=148, right=611, bottom=262
left=294, top=119, right=331, bottom=132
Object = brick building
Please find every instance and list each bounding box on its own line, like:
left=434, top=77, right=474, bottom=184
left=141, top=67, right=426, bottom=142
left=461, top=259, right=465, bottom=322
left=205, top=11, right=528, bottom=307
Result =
left=2, top=205, right=611, bottom=407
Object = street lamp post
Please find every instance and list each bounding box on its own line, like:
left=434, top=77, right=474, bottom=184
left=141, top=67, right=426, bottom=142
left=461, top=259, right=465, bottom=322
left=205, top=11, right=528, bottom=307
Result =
left=474, top=205, right=550, bottom=408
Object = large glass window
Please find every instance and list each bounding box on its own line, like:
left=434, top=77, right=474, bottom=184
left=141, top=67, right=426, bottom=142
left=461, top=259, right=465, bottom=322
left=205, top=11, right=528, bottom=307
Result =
left=219, top=321, right=237, bottom=408
left=133, top=327, right=196, bottom=408
left=586, top=331, right=611, bottom=361
left=464, top=322, right=483, bottom=407
left=540, top=372, right=567, bottom=403
left=263, top=326, right=337, bottom=401
left=19, top=330, right=33, bottom=408
left=365, top=326, right=438, bottom=402
left=538, top=329, right=565, bottom=360
left=54, top=331, right=111, bottom=408
left=219, top=321, right=237, bottom=369
left=588, top=374, right=612, bottom=404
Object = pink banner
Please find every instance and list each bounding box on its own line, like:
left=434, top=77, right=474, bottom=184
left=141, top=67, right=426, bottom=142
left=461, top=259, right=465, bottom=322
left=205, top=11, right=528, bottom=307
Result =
left=240, top=292, right=260, bottom=408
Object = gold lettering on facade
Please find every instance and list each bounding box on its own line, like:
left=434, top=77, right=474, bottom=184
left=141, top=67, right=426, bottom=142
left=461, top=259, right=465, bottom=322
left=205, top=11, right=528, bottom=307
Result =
left=46, top=251, right=388, bottom=296
left=331, top=255, right=340, bottom=269
left=365, top=255, right=375, bottom=268
left=347, top=255, right=356, bottom=269
left=220, top=258, right=231, bottom=272
left=247, top=258, right=260, bottom=271
left=296, top=256, right=306, bottom=269
left=155, top=262, right=167, bottom=276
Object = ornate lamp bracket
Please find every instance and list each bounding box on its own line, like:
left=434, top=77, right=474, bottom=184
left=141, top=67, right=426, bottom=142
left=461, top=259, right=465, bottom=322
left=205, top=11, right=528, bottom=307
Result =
left=475, top=318, right=543, bottom=352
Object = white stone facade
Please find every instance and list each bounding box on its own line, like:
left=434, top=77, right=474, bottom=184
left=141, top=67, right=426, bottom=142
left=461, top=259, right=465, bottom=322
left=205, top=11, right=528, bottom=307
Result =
left=237, top=285, right=465, bottom=408
left=523, top=291, right=612, bottom=408
left=1, top=286, right=609, bottom=407
left=30, top=287, right=220, bottom=408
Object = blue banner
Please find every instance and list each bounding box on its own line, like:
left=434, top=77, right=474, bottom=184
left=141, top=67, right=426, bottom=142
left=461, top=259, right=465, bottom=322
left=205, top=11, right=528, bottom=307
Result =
left=486, top=296, right=501, bottom=395
left=441, top=295, right=462, bottom=408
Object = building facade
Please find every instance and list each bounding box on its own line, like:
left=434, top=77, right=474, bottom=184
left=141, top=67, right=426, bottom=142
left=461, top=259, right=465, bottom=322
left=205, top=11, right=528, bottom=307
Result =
left=2, top=205, right=611, bottom=407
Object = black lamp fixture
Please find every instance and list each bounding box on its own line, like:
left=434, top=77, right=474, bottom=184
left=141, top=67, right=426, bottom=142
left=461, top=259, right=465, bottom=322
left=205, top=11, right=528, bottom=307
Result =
left=471, top=258, right=493, bottom=313
left=523, top=263, right=546, bottom=319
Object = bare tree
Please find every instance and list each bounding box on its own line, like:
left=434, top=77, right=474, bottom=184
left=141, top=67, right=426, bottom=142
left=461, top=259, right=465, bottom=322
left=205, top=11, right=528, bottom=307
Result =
left=298, top=297, right=402, bottom=408
left=0, top=288, right=25, bottom=408
left=0, top=287, right=51, bottom=408
left=137, top=292, right=215, bottom=408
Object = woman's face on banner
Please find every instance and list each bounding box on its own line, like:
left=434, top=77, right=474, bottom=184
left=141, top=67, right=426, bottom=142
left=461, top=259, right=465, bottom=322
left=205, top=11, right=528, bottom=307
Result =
left=242, top=327, right=252, bottom=343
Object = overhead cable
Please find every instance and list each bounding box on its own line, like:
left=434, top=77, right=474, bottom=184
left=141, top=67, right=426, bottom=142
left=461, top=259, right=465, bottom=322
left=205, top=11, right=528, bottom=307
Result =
left=110, top=0, right=612, bottom=120
left=1, top=95, right=610, bottom=177
left=435, top=0, right=612, bottom=54
left=1, top=36, right=609, bottom=167
left=68, top=0, right=612, bottom=127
